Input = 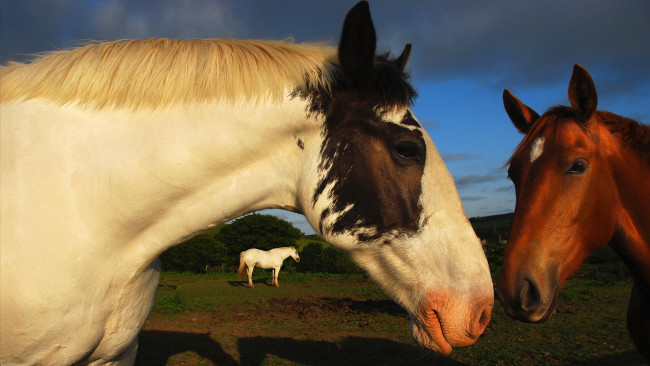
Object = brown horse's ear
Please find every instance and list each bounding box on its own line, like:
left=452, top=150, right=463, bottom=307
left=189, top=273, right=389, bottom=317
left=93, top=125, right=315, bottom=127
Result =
left=503, top=89, right=539, bottom=134
left=395, top=43, right=412, bottom=72
left=568, top=64, right=598, bottom=122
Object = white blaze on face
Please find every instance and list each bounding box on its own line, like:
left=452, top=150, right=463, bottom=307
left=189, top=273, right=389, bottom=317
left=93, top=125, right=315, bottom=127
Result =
left=530, top=137, right=545, bottom=163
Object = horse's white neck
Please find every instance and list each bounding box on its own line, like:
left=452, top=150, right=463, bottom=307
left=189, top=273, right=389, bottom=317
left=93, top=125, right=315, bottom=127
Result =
left=272, top=247, right=295, bottom=259
left=1, top=98, right=320, bottom=266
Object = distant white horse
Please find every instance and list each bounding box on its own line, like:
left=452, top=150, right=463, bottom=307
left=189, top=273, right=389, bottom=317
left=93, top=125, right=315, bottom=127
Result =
left=1, top=2, right=493, bottom=364
left=238, top=247, right=300, bottom=287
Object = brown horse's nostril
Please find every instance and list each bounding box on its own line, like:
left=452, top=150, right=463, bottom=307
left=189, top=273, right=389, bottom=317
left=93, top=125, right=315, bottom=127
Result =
left=517, top=278, right=542, bottom=313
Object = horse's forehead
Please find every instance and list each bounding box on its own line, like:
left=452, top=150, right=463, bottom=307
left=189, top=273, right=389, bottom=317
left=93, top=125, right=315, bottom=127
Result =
left=540, top=119, right=592, bottom=153
left=516, top=118, right=594, bottom=170
left=382, top=108, right=422, bottom=130
left=529, top=137, right=545, bottom=163
left=558, top=120, right=594, bottom=144
left=519, top=132, right=552, bottom=167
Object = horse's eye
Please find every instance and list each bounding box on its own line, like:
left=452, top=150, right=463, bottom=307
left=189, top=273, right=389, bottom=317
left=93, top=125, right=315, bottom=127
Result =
left=393, top=141, right=423, bottom=163
left=567, top=159, right=588, bottom=174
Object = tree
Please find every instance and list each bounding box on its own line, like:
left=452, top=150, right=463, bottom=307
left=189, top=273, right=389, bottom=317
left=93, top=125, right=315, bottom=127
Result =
left=160, top=231, right=227, bottom=272
left=298, top=242, right=327, bottom=273
left=296, top=242, right=361, bottom=274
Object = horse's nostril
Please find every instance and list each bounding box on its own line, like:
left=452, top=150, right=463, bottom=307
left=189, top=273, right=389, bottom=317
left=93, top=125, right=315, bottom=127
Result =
left=478, top=304, right=491, bottom=328
left=518, top=278, right=542, bottom=312
left=473, top=301, right=492, bottom=339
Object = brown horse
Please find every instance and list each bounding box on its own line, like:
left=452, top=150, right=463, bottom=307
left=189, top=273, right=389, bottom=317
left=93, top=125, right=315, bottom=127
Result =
left=496, top=64, right=650, bottom=362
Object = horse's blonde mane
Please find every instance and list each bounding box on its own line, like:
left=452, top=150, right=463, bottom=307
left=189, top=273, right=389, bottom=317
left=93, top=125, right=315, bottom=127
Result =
left=0, top=38, right=338, bottom=109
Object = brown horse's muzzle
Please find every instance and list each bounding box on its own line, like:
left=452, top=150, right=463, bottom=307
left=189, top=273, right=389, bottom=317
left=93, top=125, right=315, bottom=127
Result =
left=496, top=269, right=560, bottom=323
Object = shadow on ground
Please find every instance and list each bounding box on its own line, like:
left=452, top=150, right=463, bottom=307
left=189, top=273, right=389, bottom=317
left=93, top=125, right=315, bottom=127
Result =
left=135, top=330, right=238, bottom=366
left=227, top=278, right=273, bottom=287
left=572, top=350, right=646, bottom=366
left=134, top=331, right=464, bottom=366
left=135, top=330, right=646, bottom=365
left=237, top=336, right=465, bottom=366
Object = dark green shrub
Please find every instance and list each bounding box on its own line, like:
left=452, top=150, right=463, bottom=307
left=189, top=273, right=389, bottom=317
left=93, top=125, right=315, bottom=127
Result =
left=160, top=232, right=227, bottom=272
left=297, top=242, right=361, bottom=274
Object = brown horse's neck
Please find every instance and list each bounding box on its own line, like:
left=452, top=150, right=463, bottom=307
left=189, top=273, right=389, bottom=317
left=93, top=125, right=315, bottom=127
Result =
left=610, top=210, right=650, bottom=287
left=605, top=124, right=650, bottom=287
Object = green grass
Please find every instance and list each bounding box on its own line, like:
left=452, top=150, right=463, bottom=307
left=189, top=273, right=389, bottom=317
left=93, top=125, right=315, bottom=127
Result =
left=153, top=271, right=370, bottom=312
left=138, top=270, right=644, bottom=366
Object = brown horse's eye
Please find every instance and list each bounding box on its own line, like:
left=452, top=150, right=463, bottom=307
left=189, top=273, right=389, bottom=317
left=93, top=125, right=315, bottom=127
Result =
left=567, top=159, right=587, bottom=174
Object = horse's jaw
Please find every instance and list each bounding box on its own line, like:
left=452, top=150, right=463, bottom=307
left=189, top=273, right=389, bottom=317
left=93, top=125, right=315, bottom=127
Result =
left=303, top=177, right=495, bottom=354
left=338, top=235, right=494, bottom=354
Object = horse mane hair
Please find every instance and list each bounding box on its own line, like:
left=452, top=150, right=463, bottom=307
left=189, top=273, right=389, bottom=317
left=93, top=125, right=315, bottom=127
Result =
left=508, top=106, right=650, bottom=165
left=599, top=111, right=650, bottom=161
left=0, top=38, right=339, bottom=110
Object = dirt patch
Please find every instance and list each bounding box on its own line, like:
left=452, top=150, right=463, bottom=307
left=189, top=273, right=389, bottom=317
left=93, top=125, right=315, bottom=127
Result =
left=264, top=297, right=406, bottom=319
left=145, top=296, right=406, bottom=334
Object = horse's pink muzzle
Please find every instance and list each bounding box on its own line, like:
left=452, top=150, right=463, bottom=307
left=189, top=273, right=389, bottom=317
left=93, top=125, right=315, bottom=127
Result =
left=410, top=290, right=493, bottom=354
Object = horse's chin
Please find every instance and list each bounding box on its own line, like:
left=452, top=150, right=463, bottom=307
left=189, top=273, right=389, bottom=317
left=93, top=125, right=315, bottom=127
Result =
left=409, top=312, right=452, bottom=354
left=498, top=283, right=559, bottom=324
left=508, top=296, right=557, bottom=324
left=408, top=291, right=493, bottom=354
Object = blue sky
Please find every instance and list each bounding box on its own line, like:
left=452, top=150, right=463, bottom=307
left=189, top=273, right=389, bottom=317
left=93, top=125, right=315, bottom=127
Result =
left=2, top=0, right=648, bottom=235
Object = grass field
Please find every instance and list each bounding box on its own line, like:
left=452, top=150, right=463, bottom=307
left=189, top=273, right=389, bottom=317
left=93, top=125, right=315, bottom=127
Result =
left=134, top=268, right=645, bottom=365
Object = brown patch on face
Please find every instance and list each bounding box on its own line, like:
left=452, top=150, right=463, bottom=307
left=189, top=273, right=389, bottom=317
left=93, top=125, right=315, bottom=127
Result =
left=313, top=94, right=425, bottom=241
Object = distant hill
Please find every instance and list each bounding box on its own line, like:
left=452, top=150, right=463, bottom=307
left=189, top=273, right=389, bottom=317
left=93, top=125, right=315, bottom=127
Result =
left=296, top=236, right=330, bottom=250
left=301, top=214, right=516, bottom=244
left=469, top=213, right=514, bottom=242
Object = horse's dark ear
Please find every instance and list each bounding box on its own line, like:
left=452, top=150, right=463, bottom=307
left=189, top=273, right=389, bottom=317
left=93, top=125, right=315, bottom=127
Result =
left=395, top=43, right=412, bottom=72
left=338, top=1, right=376, bottom=89
left=503, top=89, right=539, bottom=134
left=568, top=64, right=597, bottom=122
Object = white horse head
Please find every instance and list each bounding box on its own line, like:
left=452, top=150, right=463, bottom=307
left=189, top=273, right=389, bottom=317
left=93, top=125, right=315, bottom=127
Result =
left=0, top=1, right=492, bottom=363
left=295, top=2, right=494, bottom=354
left=289, top=246, right=301, bottom=262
